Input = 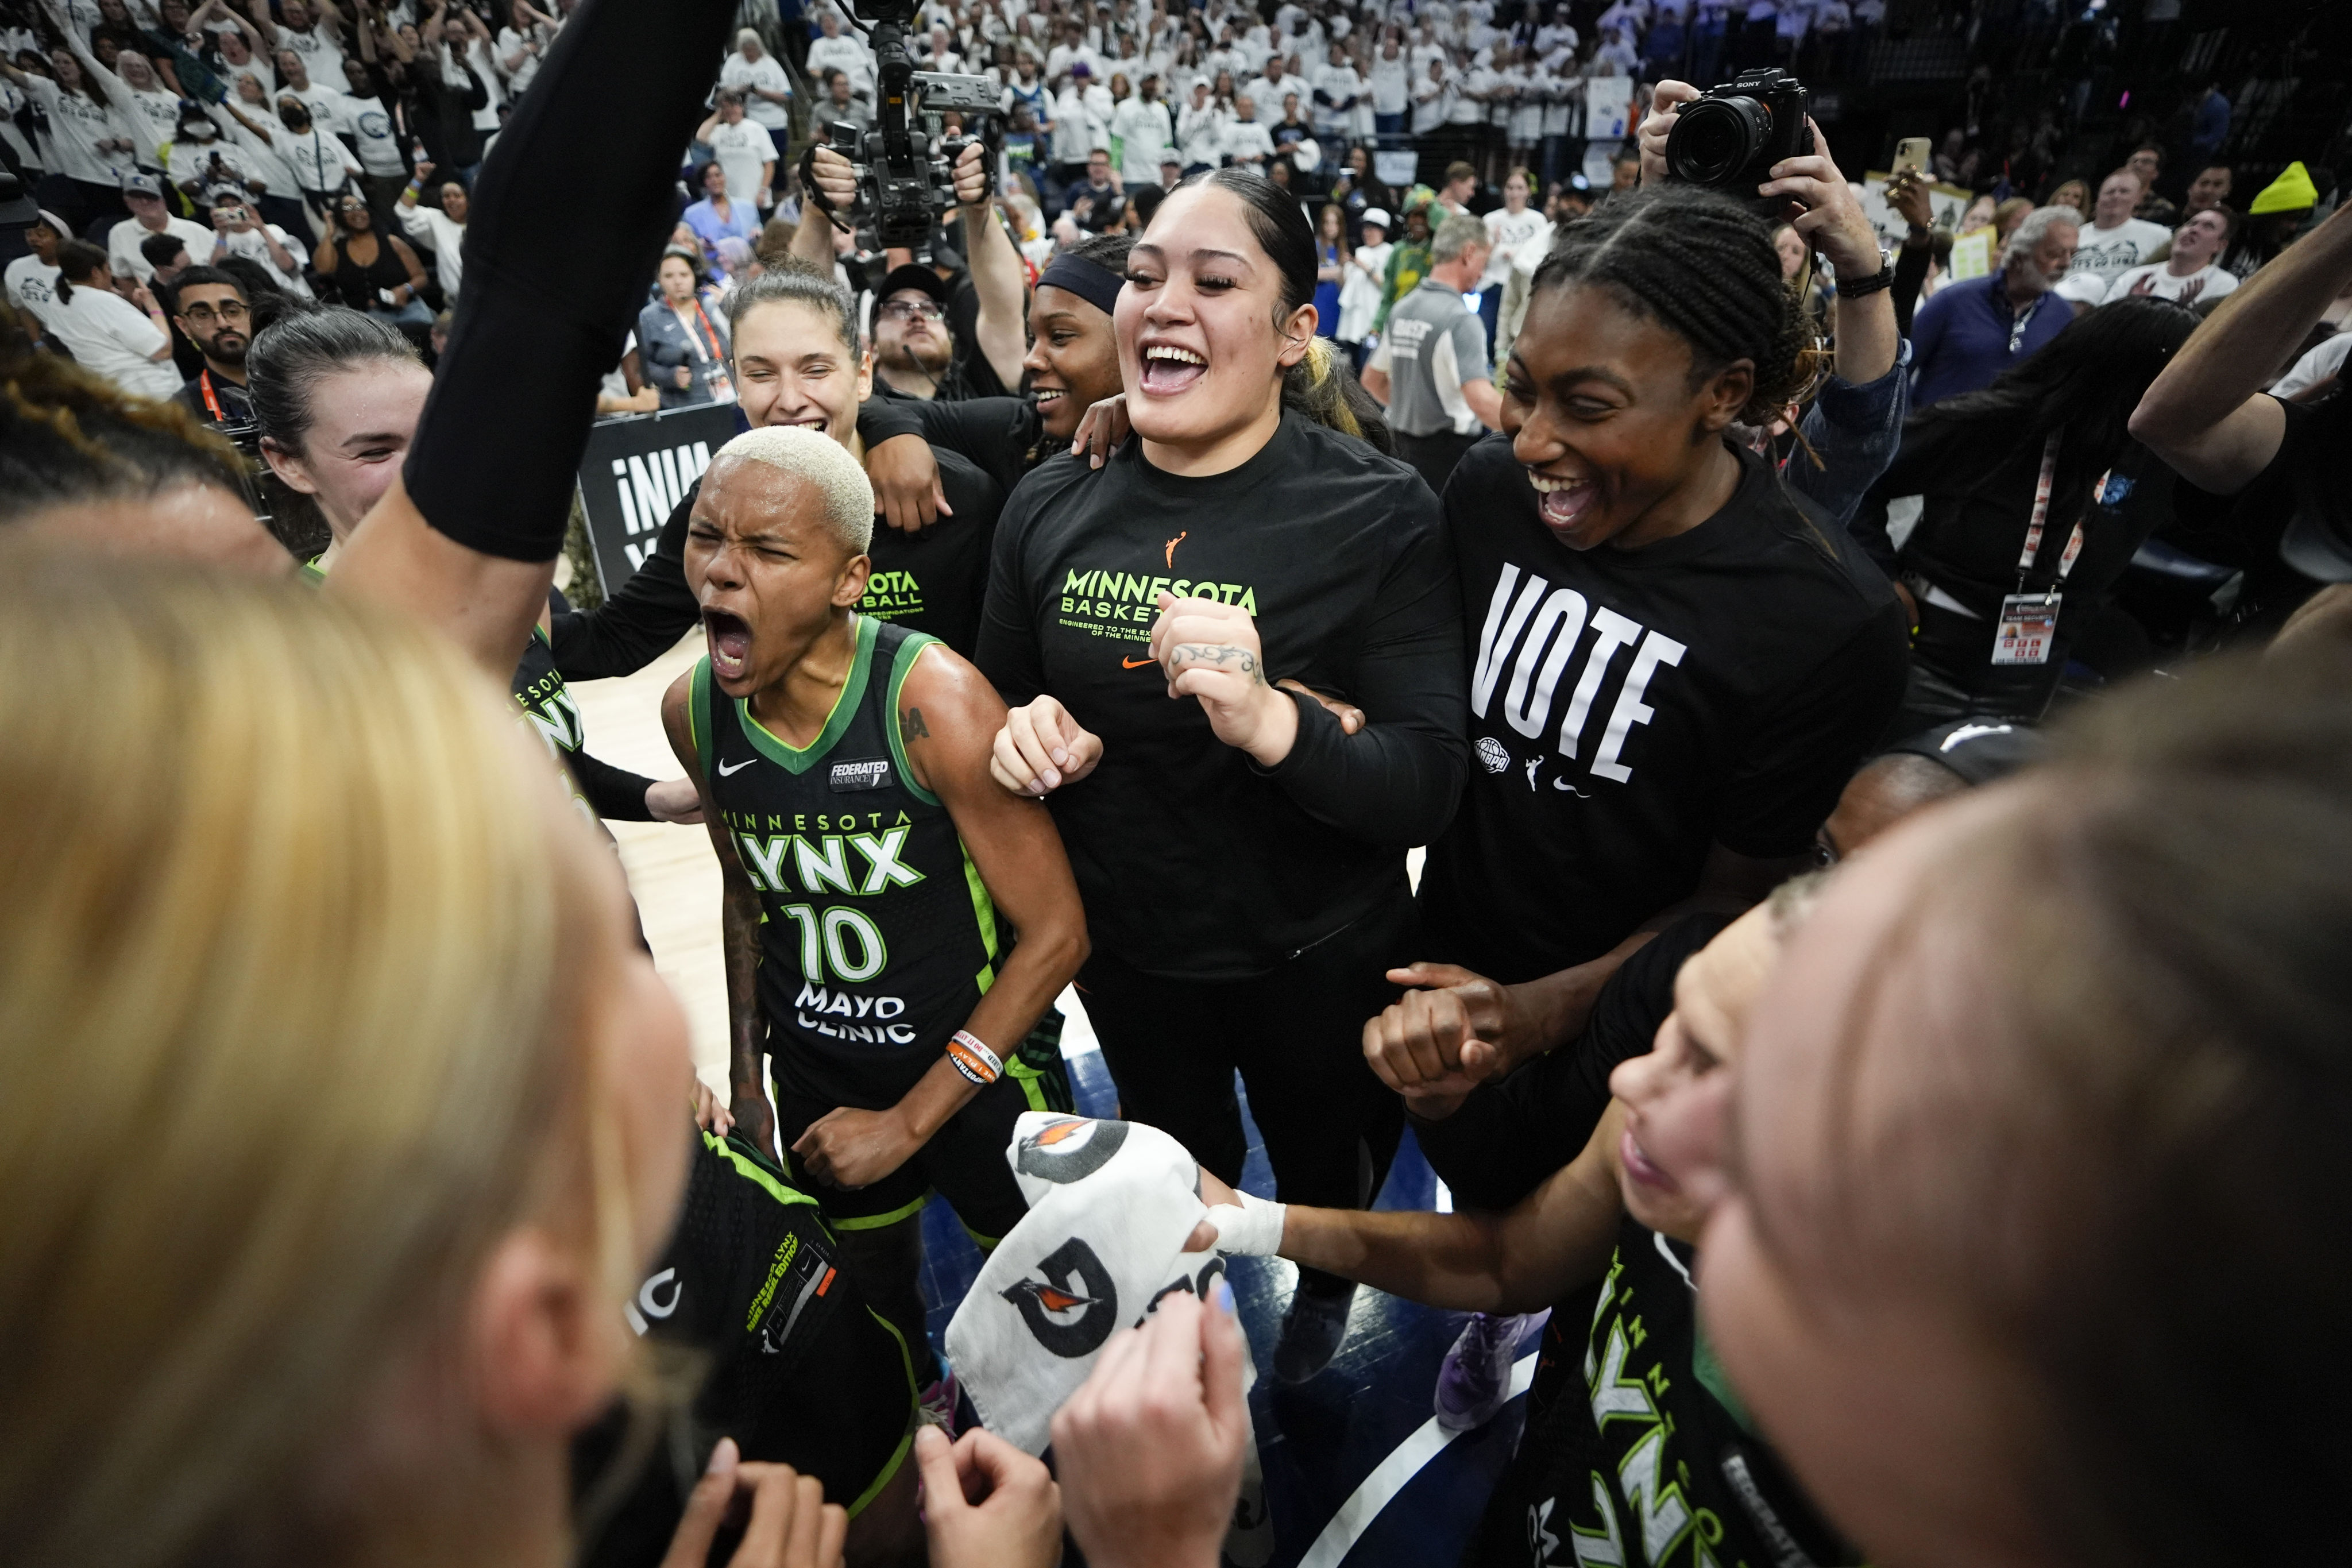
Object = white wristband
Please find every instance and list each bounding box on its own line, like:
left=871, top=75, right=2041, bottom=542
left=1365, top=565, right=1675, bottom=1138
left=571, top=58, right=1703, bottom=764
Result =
left=1202, top=1189, right=1287, bottom=1257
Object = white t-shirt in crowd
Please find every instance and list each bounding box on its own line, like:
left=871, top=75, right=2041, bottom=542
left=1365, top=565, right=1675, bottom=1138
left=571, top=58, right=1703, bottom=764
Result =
left=117, top=84, right=186, bottom=167
left=339, top=93, right=410, bottom=177
left=1176, top=99, right=1226, bottom=166
left=22, top=75, right=129, bottom=187
left=107, top=214, right=215, bottom=281
left=2099, top=261, right=2238, bottom=308
left=720, top=51, right=794, bottom=129
left=48, top=283, right=180, bottom=400
left=5, top=253, right=64, bottom=331
left=2271, top=332, right=2351, bottom=401
left=282, top=120, right=363, bottom=196
left=1221, top=115, right=1274, bottom=163
left=1109, top=95, right=1172, bottom=183
left=2064, top=215, right=2173, bottom=293
left=280, top=23, right=346, bottom=84
left=1481, top=205, right=1547, bottom=290
left=496, top=24, right=550, bottom=97
left=706, top=118, right=779, bottom=208
left=399, top=202, right=466, bottom=296
left=808, top=33, right=875, bottom=95
left=210, top=222, right=314, bottom=295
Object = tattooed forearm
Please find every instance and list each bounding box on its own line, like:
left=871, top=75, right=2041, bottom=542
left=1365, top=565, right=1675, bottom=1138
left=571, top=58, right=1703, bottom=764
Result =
left=903, top=705, right=930, bottom=738
left=1169, top=643, right=1267, bottom=684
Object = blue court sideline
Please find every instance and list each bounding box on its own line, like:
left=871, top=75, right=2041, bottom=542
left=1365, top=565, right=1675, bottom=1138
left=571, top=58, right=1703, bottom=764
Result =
left=916, top=1027, right=1541, bottom=1568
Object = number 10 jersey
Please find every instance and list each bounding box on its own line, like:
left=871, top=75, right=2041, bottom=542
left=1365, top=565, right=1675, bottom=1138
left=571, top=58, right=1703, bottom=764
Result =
left=691, top=616, right=1005, bottom=1107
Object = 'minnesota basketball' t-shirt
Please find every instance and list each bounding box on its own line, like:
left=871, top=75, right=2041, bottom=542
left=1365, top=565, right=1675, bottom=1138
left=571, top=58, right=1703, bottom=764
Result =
left=976, top=411, right=1469, bottom=979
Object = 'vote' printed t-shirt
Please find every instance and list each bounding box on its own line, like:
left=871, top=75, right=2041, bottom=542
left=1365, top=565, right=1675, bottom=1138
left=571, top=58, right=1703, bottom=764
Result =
left=1419, top=435, right=1908, bottom=982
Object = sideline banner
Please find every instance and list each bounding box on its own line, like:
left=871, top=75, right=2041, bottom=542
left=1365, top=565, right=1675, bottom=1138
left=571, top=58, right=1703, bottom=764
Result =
left=575, top=402, right=744, bottom=595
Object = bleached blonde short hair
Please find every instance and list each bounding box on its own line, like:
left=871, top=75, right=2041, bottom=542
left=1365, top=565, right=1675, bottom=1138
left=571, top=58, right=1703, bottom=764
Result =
left=712, top=424, right=875, bottom=554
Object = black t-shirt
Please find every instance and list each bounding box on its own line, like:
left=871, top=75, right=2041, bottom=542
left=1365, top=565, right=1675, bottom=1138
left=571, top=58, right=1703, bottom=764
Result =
left=573, top=1131, right=918, bottom=1568
left=1413, top=911, right=1732, bottom=1212
left=1851, top=416, right=2178, bottom=702
left=976, top=411, right=1469, bottom=978
left=550, top=441, right=1005, bottom=676
left=858, top=391, right=1050, bottom=501
left=941, top=267, right=1012, bottom=402
left=1419, top=434, right=1908, bottom=983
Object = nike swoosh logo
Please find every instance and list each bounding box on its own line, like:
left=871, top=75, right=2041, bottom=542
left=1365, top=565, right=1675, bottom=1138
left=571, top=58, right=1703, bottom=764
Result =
left=1121, top=656, right=1156, bottom=669
left=717, top=757, right=756, bottom=776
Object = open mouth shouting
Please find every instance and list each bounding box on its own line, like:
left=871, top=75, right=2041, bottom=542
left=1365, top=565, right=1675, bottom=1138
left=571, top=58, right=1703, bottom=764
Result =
left=1138, top=339, right=1208, bottom=396
left=703, top=607, right=754, bottom=685
left=1527, top=468, right=1601, bottom=539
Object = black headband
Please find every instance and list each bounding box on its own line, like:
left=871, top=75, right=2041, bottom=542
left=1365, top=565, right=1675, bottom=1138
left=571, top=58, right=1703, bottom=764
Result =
left=1036, top=253, right=1125, bottom=318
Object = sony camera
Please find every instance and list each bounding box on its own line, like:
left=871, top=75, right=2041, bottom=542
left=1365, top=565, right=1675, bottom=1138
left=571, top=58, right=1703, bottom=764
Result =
left=824, top=0, right=998, bottom=248
left=1663, top=68, right=1813, bottom=201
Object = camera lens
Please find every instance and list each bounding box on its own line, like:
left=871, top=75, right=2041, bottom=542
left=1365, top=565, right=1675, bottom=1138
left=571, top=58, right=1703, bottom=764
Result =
left=1666, top=95, right=1771, bottom=187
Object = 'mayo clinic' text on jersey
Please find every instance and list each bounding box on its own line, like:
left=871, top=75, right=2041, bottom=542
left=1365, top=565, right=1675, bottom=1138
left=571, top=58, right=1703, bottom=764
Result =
left=693, top=615, right=1002, bottom=1107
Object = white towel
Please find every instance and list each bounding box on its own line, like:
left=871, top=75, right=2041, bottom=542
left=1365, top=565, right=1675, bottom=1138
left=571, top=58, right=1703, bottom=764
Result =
left=944, top=1113, right=1273, bottom=1565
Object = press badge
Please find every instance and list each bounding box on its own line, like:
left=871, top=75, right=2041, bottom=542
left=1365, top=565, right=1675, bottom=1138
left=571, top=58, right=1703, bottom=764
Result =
left=1992, top=593, right=2060, bottom=666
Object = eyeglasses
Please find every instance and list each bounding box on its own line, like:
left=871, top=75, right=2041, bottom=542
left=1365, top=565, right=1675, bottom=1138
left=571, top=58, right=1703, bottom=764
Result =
left=180, top=300, right=249, bottom=323
left=878, top=299, right=946, bottom=321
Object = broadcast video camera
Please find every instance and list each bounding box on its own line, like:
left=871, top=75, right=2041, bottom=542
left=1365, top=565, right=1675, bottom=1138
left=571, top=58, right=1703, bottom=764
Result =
left=821, top=0, right=1001, bottom=248
left=1664, top=68, right=1813, bottom=208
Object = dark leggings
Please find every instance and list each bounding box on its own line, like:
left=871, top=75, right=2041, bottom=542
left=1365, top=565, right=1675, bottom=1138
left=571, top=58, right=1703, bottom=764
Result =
left=1079, top=890, right=1414, bottom=1295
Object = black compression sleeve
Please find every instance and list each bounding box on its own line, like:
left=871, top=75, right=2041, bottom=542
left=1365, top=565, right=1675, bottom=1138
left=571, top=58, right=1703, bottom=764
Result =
left=1891, top=236, right=1932, bottom=339
left=553, top=486, right=702, bottom=678
left=400, top=0, right=737, bottom=561
left=566, top=749, right=659, bottom=822
left=1256, top=513, right=1468, bottom=846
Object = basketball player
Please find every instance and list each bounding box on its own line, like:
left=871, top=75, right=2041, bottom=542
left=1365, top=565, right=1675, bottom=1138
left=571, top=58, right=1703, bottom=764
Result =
left=662, top=426, right=1088, bottom=1422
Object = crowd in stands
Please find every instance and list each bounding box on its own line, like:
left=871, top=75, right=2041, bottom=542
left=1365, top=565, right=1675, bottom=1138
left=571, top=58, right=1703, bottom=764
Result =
left=5, top=0, right=2352, bottom=1566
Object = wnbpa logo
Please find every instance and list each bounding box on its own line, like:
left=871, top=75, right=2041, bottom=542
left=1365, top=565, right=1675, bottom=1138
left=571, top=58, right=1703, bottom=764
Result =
left=609, top=439, right=716, bottom=568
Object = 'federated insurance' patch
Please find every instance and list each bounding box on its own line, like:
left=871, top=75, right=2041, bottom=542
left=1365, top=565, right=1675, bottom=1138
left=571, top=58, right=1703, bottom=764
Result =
left=829, top=757, right=893, bottom=792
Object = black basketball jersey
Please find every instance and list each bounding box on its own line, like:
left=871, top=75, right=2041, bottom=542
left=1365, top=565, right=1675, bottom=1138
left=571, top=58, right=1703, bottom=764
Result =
left=572, top=1131, right=918, bottom=1568
left=513, top=621, right=597, bottom=822
left=1468, top=1211, right=1858, bottom=1567
left=691, top=614, right=1002, bottom=1108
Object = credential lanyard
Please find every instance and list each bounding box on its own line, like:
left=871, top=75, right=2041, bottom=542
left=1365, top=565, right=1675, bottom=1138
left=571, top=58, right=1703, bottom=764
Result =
left=2014, top=433, right=2084, bottom=600
left=682, top=299, right=736, bottom=403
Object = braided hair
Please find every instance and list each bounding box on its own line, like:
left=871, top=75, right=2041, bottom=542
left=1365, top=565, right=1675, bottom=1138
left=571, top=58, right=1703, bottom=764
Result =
left=1529, top=184, right=1822, bottom=427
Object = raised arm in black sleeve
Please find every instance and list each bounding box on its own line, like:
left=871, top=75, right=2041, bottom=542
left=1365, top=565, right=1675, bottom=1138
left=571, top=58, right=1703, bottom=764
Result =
left=553, top=485, right=702, bottom=678
left=565, top=748, right=661, bottom=822
left=858, top=392, right=1044, bottom=499
left=1413, top=912, right=1731, bottom=1211
left=400, top=0, right=738, bottom=563
left=1256, top=509, right=1469, bottom=848
left=1891, top=234, right=1933, bottom=339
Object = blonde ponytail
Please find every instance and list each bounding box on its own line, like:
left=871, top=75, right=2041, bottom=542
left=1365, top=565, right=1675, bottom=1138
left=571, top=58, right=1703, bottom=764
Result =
left=1282, top=333, right=1393, bottom=453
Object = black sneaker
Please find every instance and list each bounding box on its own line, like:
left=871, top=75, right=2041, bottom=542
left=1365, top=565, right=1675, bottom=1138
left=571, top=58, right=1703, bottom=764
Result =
left=1273, top=1277, right=1355, bottom=1384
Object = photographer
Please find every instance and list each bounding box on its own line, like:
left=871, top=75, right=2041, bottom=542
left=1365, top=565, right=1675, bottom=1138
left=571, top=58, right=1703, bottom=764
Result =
left=792, top=136, right=1028, bottom=403
left=203, top=192, right=310, bottom=297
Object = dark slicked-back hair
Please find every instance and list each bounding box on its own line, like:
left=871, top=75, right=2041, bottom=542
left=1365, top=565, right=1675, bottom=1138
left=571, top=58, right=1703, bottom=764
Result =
left=1530, top=183, right=1818, bottom=426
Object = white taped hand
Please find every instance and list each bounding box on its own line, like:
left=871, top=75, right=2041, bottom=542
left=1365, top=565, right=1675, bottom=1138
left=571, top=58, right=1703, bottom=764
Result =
left=1203, top=1191, right=1287, bottom=1257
